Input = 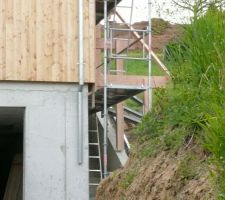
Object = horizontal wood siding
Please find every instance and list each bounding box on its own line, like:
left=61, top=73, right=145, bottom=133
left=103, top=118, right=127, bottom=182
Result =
left=0, top=0, right=95, bottom=83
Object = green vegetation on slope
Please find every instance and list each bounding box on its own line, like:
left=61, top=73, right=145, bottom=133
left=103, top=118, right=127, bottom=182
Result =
left=135, top=5, right=225, bottom=199
left=152, top=18, right=169, bottom=35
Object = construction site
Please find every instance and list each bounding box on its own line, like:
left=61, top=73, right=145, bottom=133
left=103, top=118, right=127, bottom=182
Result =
left=0, top=0, right=165, bottom=199
left=0, top=0, right=169, bottom=199
left=1, top=0, right=224, bottom=199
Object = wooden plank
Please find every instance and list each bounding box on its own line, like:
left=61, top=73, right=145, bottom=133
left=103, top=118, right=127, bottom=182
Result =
left=70, top=0, right=77, bottom=82
left=88, top=0, right=95, bottom=83
left=52, top=0, right=60, bottom=81
left=13, top=0, right=21, bottom=80
left=29, top=0, right=37, bottom=80
left=65, top=0, right=71, bottom=81
left=0, top=0, right=6, bottom=79
left=21, top=0, right=29, bottom=80
left=0, top=0, right=95, bottom=83
left=116, top=41, right=124, bottom=151
left=5, top=0, right=14, bottom=80
left=36, top=0, right=44, bottom=81
left=95, top=25, right=101, bottom=67
left=96, top=74, right=170, bottom=89
left=58, top=0, right=65, bottom=82
left=43, top=0, right=53, bottom=81
left=116, top=102, right=124, bottom=151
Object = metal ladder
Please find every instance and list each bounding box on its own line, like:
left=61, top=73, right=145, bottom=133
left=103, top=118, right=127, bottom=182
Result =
left=89, top=114, right=103, bottom=198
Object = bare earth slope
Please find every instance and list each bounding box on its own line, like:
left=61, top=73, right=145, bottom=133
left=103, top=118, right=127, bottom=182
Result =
left=96, top=145, right=215, bottom=200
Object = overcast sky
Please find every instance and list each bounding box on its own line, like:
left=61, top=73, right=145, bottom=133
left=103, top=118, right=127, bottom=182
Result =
left=116, top=0, right=193, bottom=24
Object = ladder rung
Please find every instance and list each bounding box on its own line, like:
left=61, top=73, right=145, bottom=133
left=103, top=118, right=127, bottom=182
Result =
left=89, top=143, right=99, bottom=146
left=116, top=6, right=132, bottom=8
left=112, top=54, right=127, bottom=57
left=112, top=38, right=130, bottom=41
left=110, top=70, right=126, bottom=73
left=89, top=156, right=100, bottom=159
left=89, top=169, right=101, bottom=172
left=89, top=183, right=100, bottom=186
left=89, top=130, right=97, bottom=133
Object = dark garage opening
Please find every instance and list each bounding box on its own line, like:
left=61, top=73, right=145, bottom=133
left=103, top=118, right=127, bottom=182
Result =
left=0, top=107, right=24, bottom=200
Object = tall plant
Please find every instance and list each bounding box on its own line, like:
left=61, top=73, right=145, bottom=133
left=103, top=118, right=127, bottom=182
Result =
left=168, top=3, right=225, bottom=198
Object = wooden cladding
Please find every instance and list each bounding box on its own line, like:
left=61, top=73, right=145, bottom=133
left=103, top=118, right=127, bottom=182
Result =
left=0, top=0, right=95, bottom=83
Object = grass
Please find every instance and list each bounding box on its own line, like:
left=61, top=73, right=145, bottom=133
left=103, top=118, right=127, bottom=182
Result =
left=133, top=4, right=225, bottom=198
left=125, top=50, right=164, bottom=76
left=178, top=152, right=198, bottom=181
left=125, top=99, right=143, bottom=113
left=109, top=50, right=164, bottom=76
left=119, top=170, right=137, bottom=189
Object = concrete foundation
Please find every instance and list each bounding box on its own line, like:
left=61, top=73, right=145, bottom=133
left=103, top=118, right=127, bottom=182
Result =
left=0, top=82, right=89, bottom=200
left=97, top=113, right=128, bottom=172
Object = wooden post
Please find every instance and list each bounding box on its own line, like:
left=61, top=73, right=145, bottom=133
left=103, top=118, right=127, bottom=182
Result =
left=116, top=41, right=124, bottom=151
left=92, top=25, right=102, bottom=108
left=95, top=25, right=102, bottom=70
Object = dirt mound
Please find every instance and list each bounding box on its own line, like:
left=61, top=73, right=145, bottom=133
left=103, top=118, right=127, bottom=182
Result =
left=96, top=146, right=215, bottom=200
left=99, top=18, right=182, bottom=53
left=152, top=24, right=182, bottom=52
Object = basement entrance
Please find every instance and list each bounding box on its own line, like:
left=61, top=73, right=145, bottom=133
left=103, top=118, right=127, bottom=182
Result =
left=0, top=107, right=24, bottom=200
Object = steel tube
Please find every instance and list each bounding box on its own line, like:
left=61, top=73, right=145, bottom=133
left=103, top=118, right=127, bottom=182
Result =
left=148, top=0, right=152, bottom=111
left=103, top=0, right=108, bottom=178
left=78, top=0, right=84, bottom=165
left=79, top=0, right=84, bottom=86
left=110, top=56, right=151, bottom=61
left=78, top=92, right=83, bottom=164
left=109, top=27, right=151, bottom=33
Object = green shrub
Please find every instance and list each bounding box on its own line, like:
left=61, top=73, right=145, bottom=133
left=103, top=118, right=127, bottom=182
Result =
left=163, top=128, right=186, bottom=151
left=152, top=18, right=169, bottom=35
left=202, top=105, right=225, bottom=199
left=135, top=88, right=167, bottom=140
left=119, top=170, right=137, bottom=189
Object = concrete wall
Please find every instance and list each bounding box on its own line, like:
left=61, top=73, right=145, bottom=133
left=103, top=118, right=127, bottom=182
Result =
left=0, top=82, right=89, bottom=200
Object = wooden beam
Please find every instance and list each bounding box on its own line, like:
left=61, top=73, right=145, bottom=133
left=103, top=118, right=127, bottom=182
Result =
left=96, top=74, right=170, bottom=90
left=115, top=41, right=124, bottom=151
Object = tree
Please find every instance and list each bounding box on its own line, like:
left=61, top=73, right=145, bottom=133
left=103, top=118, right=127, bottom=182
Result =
left=172, top=0, right=225, bottom=21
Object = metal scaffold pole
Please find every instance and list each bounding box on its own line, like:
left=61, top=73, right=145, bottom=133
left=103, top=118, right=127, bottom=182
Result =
left=148, top=0, right=152, bottom=111
left=103, top=0, right=108, bottom=178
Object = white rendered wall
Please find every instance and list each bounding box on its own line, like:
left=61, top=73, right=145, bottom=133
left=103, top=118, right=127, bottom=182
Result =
left=0, top=82, right=89, bottom=200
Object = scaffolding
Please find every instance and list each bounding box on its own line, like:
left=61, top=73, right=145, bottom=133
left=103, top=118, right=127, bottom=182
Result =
left=103, top=0, right=152, bottom=178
